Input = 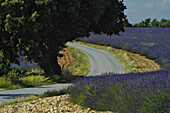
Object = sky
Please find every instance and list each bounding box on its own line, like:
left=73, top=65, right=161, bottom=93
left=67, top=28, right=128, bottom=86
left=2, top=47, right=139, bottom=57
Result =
left=123, top=0, right=170, bottom=24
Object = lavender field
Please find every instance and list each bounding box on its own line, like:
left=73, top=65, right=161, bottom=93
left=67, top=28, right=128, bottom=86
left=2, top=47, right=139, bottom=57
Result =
left=77, top=27, right=170, bottom=69
left=68, top=70, right=169, bottom=112
left=68, top=28, right=170, bottom=112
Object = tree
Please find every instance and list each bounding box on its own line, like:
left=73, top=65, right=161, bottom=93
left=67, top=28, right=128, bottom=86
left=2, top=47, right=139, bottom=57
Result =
left=151, top=18, right=160, bottom=27
left=0, top=0, right=126, bottom=79
left=123, top=18, right=132, bottom=27
left=164, top=20, right=170, bottom=27
left=144, top=18, right=151, bottom=27
left=160, top=18, right=167, bottom=27
left=134, top=18, right=151, bottom=27
left=134, top=20, right=145, bottom=27
left=160, top=19, right=170, bottom=27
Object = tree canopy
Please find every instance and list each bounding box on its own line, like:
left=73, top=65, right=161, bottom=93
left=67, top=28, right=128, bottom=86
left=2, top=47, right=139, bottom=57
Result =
left=0, top=0, right=126, bottom=79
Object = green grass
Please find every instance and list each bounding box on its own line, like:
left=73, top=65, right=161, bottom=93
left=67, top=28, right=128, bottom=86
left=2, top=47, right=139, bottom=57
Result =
left=66, top=45, right=89, bottom=76
left=40, top=88, right=68, bottom=98
left=73, top=41, right=139, bottom=73
left=0, top=77, right=12, bottom=90
left=19, top=75, right=53, bottom=87
left=0, top=69, right=56, bottom=90
left=141, top=42, right=155, bottom=47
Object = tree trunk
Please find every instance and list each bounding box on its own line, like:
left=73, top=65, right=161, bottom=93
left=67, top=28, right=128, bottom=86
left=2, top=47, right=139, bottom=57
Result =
left=46, top=54, right=62, bottom=80
left=40, top=47, right=62, bottom=80
left=50, top=54, right=62, bottom=75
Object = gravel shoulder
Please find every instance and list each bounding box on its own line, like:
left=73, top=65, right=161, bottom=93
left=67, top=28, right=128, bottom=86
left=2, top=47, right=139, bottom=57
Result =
left=0, top=42, right=125, bottom=104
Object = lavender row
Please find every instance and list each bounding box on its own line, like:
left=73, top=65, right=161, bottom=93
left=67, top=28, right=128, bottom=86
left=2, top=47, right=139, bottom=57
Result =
left=77, top=27, right=170, bottom=69
left=68, top=69, right=169, bottom=112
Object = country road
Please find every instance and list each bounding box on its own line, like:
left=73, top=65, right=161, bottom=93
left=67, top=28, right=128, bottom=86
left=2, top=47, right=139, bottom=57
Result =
left=67, top=42, right=125, bottom=76
left=0, top=42, right=125, bottom=103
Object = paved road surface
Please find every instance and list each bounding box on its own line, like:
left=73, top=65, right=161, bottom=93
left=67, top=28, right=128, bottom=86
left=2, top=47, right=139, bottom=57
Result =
left=0, top=42, right=125, bottom=103
left=67, top=42, right=125, bottom=76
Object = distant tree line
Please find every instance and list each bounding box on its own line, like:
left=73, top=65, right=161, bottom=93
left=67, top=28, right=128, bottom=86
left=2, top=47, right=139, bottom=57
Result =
left=124, top=18, right=170, bottom=27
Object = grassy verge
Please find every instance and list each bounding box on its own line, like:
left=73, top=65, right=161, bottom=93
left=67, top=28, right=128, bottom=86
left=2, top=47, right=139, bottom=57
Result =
left=73, top=41, right=140, bottom=73
left=66, top=46, right=89, bottom=76
left=0, top=69, right=56, bottom=91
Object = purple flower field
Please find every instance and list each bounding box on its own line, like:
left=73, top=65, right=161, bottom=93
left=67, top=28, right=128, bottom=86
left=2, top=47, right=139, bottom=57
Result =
left=69, top=27, right=170, bottom=112
left=68, top=70, right=169, bottom=112
left=77, top=27, right=170, bottom=69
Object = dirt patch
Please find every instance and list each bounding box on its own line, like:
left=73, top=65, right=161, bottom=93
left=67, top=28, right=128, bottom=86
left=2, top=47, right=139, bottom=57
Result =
left=58, top=48, right=74, bottom=69
left=113, top=49, right=161, bottom=72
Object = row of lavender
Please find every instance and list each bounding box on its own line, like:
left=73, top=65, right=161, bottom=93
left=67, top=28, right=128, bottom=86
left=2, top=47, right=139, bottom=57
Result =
left=68, top=27, right=170, bottom=112
left=77, top=27, right=170, bottom=69
left=68, top=70, right=169, bottom=112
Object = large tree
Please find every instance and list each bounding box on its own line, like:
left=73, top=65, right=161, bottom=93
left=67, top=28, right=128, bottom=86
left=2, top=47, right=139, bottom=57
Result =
left=0, top=0, right=126, bottom=79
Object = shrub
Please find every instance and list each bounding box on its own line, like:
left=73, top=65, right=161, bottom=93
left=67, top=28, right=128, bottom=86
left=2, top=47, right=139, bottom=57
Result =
left=19, top=75, right=52, bottom=87
left=0, top=76, right=11, bottom=89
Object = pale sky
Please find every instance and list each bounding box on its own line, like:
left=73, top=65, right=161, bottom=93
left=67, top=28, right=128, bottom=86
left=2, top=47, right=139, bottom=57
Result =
left=123, top=0, right=170, bottom=24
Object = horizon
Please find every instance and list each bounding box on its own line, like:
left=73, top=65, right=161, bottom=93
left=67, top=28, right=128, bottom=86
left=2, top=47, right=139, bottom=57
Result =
left=123, top=0, right=170, bottom=24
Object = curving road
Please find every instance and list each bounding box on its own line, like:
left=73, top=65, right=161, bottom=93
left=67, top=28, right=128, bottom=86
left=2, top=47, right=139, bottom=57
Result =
left=0, top=42, right=125, bottom=103
left=67, top=42, right=125, bottom=76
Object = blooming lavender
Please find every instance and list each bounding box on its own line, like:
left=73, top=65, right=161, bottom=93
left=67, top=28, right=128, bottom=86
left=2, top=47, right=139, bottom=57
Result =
left=68, top=70, right=169, bottom=112
left=78, top=27, right=170, bottom=69
left=10, top=53, right=39, bottom=71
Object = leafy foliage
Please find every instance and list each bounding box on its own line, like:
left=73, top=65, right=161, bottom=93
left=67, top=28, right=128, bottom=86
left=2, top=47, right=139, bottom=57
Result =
left=0, top=0, right=126, bottom=79
left=123, top=18, right=132, bottom=27
left=0, top=51, right=9, bottom=75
